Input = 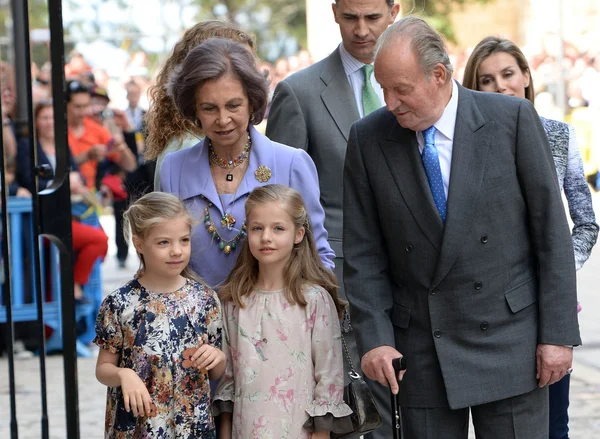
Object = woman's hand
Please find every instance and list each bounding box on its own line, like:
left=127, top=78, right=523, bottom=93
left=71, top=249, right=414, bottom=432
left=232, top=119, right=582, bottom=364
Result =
left=118, top=368, right=153, bottom=417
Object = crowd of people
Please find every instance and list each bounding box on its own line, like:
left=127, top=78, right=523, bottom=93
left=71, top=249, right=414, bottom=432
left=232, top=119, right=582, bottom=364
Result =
left=1, top=0, right=599, bottom=438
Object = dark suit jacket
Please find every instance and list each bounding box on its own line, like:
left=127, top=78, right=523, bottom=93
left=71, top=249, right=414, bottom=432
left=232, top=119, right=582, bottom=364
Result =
left=267, top=48, right=360, bottom=258
left=343, top=84, right=581, bottom=409
left=16, top=138, right=78, bottom=192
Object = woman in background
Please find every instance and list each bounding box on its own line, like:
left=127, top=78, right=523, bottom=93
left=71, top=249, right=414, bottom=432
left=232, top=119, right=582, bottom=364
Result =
left=463, top=36, right=599, bottom=439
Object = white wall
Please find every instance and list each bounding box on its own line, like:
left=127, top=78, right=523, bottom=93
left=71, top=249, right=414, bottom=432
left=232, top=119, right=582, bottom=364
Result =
left=306, top=0, right=341, bottom=62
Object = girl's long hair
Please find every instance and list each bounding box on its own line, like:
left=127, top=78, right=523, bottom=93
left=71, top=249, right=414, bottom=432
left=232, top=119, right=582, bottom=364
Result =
left=144, top=20, right=255, bottom=161
left=123, top=192, right=205, bottom=285
left=219, top=185, right=346, bottom=317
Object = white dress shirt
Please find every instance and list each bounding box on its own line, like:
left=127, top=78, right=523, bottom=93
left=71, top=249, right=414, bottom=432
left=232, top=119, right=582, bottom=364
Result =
left=416, top=80, right=459, bottom=198
left=338, top=44, right=385, bottom=118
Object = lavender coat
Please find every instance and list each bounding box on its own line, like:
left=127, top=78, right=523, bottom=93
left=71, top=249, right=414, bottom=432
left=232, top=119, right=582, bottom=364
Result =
left=160, top=125, right=335, bottom=289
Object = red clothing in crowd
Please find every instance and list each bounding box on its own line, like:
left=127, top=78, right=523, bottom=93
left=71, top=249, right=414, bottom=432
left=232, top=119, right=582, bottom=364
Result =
left=72, top=220, right=108, bottom=286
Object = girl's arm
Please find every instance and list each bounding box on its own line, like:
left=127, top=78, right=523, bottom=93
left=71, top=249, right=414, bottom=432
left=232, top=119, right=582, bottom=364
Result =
left=218, top=412, right=232, bottom=439
left=95, top=348, right=153, bottom=417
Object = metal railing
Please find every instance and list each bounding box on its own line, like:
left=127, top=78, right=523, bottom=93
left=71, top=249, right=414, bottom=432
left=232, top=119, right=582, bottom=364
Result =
left=0, top=197, right=103, bottom=356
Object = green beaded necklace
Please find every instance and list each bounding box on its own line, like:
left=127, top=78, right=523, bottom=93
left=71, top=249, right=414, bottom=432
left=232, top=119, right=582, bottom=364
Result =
left=200, top=195, right=247, bottom=255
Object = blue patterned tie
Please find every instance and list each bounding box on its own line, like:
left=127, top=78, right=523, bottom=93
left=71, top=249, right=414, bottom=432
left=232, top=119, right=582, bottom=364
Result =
left=421, top=126, right=447, bottom=223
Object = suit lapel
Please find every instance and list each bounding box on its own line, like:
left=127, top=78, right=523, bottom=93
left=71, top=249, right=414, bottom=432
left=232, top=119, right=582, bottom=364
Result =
left=380, top=123, right=444, bottom=250
left=320, top=49, right=360, bottom=142
left=432, top=86, right=494, bottom=287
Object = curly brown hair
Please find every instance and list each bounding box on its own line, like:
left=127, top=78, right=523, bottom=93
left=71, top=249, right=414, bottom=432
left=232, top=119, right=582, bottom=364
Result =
left=144, top=20, right=255, bottom=161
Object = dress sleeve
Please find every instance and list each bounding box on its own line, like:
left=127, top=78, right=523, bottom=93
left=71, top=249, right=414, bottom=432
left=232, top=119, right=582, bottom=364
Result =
left=303, top=287, right=353, bottom=433
left=93, top=293, right=123, bottom=354
left=563, top=124, right=599, bottom=270
left=289, top=149, right=336, bottom=271
left=212, top=302, right=235, bottom=416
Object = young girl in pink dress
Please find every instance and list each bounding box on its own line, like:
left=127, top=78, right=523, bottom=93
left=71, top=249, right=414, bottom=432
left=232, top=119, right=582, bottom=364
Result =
left=94, top=192, right=225, bottom=438
left=214, top=184, right=353, bottom=438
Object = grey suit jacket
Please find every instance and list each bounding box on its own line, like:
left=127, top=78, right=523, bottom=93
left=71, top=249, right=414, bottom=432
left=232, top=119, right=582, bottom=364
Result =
left=267, top=48, right=360, bottom=258
left=343, top=84, right=581, bottom=409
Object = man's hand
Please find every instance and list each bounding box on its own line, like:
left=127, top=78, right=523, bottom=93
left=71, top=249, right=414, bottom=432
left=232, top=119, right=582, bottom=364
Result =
left=361, top=345, right=406, bottom=395
left=536, top=344, right=573, bottom=387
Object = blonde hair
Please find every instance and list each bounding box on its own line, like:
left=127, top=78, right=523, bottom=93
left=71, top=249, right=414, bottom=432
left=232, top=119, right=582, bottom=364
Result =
left=462, top=36, right=535, bottom=104
left=144, top=20, right=255, bottom=161
left=219, top=185, right=346, bottom=317
left=123, top=192, right=204, bottom=284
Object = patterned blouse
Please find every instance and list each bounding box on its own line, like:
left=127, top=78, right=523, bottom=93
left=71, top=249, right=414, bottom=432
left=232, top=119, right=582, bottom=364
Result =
left=213, top=284, right=353, bottom=438
left=541, top=117, right=598, bottom=270
left=94, top=278, right=222, bottom=438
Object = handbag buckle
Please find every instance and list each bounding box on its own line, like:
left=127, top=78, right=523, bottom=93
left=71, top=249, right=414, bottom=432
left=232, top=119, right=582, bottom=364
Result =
left=348, top=370, right=362, bottom=380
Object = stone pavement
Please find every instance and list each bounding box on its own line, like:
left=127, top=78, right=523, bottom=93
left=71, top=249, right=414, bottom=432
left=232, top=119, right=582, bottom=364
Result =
left=2, top=194, right=600, bottom=438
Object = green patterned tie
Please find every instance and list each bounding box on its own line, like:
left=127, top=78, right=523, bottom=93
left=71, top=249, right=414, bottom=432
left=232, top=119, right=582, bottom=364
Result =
left=362, top=64, right=380, bottom=116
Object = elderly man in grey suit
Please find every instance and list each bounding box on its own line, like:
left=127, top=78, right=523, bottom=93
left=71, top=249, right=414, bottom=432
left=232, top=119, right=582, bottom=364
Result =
left=267, top=1, right=399, bottom=437
left=344, top=16, right=581, bottom=439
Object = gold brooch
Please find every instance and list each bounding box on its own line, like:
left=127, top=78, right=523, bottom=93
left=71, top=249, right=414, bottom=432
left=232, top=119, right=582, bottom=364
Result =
left=254, top=165, right=272, bottom=183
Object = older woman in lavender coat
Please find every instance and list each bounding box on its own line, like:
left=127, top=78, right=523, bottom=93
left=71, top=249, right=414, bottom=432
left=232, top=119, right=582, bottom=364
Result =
left=160, top=38, right=334, bottom=289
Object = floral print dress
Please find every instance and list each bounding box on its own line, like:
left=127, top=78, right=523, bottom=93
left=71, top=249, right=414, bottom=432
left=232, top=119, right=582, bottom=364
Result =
left=213, top=284, right=352, bottom=438
left=94, top=278, right=222, bottom=438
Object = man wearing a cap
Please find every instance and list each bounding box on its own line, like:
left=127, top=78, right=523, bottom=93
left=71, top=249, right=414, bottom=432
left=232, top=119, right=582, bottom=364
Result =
left=66, top=80, right=136, bottom=190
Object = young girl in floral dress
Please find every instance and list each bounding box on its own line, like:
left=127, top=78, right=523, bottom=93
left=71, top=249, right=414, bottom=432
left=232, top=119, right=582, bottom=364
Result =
left=214, top=184, right=353, bottom=438
left=94, top=192, right=225, bottom=438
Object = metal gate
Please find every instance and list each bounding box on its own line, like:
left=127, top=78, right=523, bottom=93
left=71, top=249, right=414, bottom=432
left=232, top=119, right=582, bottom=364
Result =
left=1, top=0, right=80, bottom=438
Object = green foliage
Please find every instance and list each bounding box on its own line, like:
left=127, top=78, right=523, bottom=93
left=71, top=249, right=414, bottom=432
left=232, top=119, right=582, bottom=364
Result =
left=0, top=0, right=49, bottom=35
left=191, top=0, right=307, bottom=61
left=399, top=0, right=492, bottom=43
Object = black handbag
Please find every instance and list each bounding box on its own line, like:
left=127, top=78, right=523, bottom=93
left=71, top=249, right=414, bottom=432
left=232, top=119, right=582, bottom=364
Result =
left=331, top=311, right=382, bottom=439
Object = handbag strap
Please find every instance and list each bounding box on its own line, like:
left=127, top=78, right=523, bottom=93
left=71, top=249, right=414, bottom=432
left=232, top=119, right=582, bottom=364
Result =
left=340, top=307, right=361, bottom=379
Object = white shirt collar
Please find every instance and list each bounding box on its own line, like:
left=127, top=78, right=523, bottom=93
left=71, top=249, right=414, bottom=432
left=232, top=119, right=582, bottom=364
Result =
left=339, top=43, right=368, bottom=76
left=431, top=80, right=458, bottom=141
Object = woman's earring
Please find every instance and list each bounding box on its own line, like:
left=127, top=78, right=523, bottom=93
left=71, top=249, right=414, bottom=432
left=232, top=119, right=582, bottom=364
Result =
left=249, top=112, right=255, bottom=122
left=194, top=118, right=202, bottom=128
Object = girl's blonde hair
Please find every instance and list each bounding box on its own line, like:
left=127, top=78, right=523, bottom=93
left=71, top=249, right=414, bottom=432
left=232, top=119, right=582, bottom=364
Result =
left=144, top=20, right=255, bottom=161
left=219, top=185, right=346, bottom=317
left=123, top=192, right=204, bottom=284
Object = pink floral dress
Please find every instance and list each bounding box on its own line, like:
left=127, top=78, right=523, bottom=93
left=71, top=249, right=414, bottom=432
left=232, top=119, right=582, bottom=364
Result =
left=213, top=284, right=352, bottom=438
